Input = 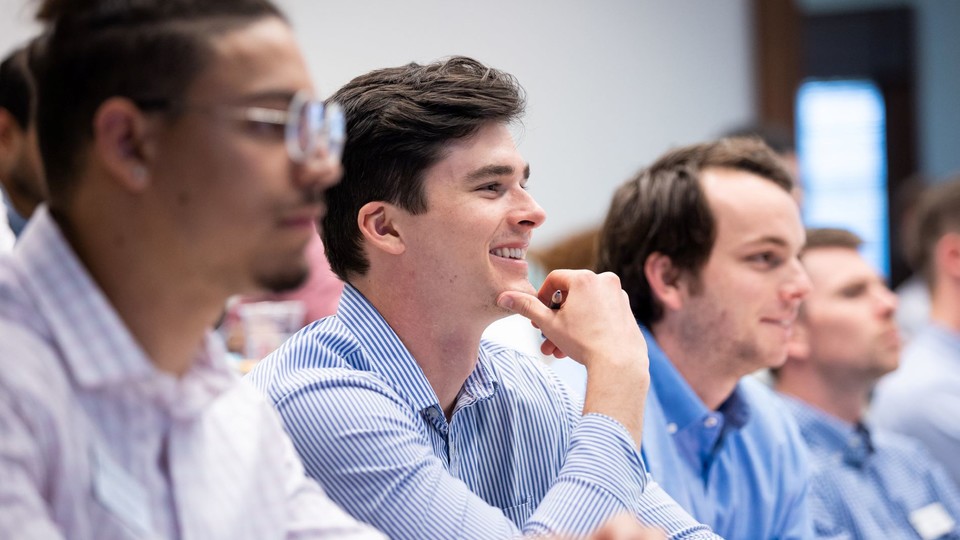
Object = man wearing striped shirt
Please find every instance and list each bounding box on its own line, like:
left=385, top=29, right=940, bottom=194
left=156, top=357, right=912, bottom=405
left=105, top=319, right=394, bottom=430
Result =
left=775, top=228, right=960, bottom=538
left=248, top=57, right=716, bottom=539
left=0, top=0, right=382, bottom=538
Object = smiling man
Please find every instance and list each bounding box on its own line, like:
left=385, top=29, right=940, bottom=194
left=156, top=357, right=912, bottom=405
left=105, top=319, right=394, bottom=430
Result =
left=774, top=227, right=960, bottom=539
left=247, top=57, right=716, bottom=539
left=592, top=138, right=814, bottom=539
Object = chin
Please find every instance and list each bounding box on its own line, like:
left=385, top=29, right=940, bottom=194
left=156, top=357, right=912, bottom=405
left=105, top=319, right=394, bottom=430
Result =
left=256, top=264, right=310, bottom=294
left=504, top=279, right=537, bottom=296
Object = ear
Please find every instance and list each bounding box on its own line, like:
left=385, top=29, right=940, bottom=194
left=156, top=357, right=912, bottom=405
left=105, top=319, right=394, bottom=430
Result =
left=0, top=109, right=24, bottom=174
left=786, top=318, right=811, bottom=362
left=644, top=252, right=684, bottom=312
left=357, top=201, right=405, bottom=256
left=937, top=232, right=960, bottom=281
left=91, top=97, right=154, bottom=192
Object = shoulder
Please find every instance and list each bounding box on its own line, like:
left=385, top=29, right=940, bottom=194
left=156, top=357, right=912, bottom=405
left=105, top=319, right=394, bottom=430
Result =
left=872, top=427, right=943, bottom=465
left=480, top=339, right=580, bottom=407
left=740, top=377, right=809, bottom=451
left=247, top=317, right=415, bottom=423
left=0, top=319, right=71, bottom=406
left=248, top=316, right=379, bottom=396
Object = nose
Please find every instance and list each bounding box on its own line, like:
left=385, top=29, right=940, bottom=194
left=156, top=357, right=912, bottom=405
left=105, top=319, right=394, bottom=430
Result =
left=514, top=187, right=547, bottom=229
left=780, top=257, right=812, bottom=303
left=876, top=285, right=898, bottom=317
left=296, top=148, right=342, bottom=196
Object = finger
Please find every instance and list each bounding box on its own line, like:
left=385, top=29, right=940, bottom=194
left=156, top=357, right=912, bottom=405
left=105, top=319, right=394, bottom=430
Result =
left=535, top=269, right=588, bottom=304
left=497, top=291, right=555, bottom=328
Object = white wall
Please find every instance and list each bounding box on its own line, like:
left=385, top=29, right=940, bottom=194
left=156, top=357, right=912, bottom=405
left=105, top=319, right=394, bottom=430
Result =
left=0, top=0, right=41, bottom=52
left=0, top=0, right=754, bottom=246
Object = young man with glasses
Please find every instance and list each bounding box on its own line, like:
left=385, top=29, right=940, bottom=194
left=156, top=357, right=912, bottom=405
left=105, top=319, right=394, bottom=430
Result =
left=0, top=0, right=380, bottom=538
left=249, top=57, right=716, bottom=540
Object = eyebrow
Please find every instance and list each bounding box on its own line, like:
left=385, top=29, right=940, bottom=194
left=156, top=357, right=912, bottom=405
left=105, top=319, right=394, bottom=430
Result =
left=465, top=163, right=531, bottom=182
left=232, top=90, right=300, bottom=106
left=741, top=236, right=791, bottom=249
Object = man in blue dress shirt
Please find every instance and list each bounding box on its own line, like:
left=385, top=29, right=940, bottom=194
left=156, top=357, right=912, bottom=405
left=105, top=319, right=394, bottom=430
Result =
left=873, top=177, right=960, bottom=490
left=594, top=138, right=815, bottom=539
left=248, top=57, right=715, bottom=539
left=775, top=227, right=960, bottom=539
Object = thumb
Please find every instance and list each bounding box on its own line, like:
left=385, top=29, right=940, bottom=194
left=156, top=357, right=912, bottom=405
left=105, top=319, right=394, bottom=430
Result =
left=497, top=291, right=553, bottom=326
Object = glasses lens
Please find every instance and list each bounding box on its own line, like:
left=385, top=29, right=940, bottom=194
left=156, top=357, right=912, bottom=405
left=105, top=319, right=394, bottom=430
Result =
left=286, top=92, right=346, bottom=164
left=324, top=102, right=346, bottom=161
left=286, top=93, right=308, bottom=163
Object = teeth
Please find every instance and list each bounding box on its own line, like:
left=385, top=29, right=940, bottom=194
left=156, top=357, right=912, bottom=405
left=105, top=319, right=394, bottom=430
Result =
left=490, top=247, right=526, bottom=260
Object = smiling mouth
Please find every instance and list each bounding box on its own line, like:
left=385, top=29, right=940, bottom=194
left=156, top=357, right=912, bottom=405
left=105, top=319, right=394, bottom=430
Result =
left=762, top=317, right=795, bottom=329
left=490, top=247, right=527, bottom=260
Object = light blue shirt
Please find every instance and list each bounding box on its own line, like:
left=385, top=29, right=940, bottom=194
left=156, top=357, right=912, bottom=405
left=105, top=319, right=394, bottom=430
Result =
left=640, top=327, right=813, bottom=539
left=873, top=323, right=960, bottom=489
left=247, top=285, right=717, bottom=539
left=782, top=395, right=960, bottom=539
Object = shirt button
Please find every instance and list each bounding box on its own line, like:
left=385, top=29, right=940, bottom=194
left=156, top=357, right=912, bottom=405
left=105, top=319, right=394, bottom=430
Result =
left=666, top=423, right=678, bottom=434
left=704, top=416, right=719, bottom=428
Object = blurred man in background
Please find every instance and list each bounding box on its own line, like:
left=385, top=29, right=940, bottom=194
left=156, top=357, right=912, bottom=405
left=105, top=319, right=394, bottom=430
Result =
left=776, top=227, right=960, bottom=539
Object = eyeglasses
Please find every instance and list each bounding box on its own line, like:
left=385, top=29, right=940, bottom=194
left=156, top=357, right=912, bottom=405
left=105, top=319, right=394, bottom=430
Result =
left=135, top=91, right=346, bottom=164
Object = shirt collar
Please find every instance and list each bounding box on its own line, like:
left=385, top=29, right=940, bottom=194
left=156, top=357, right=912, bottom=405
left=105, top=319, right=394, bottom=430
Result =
left=18, top=207, right=156, bottom=388
left=337, top=284, right=442, bottom=413
left=922, top=322, right=960, bottom=353
left=16, top=207, right=238, bottom=419
left=780, top=394, right=874, bottom=467
left=644, top=325, right=750, bottom=431
left=644, top=325, right=752, bottom=472
left=336, top=284, right=501, bottom=416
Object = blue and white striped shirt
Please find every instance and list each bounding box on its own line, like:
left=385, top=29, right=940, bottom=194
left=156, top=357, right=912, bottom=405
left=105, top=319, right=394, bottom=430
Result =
left=247, top=285, right=718, bottom=539
left=782, top=395, right=960, bottom=540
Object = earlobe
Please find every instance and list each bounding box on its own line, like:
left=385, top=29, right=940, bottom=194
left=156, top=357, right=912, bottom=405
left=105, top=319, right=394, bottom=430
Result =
left=357, top=201, right=405, bottom=255
left=645, top=252, right=684, bottom=312
left=939, top=233, right=960, bottom=280
left=92, top=97, right=153, bottom=192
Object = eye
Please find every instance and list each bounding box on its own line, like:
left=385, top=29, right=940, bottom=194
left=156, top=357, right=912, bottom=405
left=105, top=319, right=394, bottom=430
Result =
left=476, top=182, right=505, bottom=194
left=840, top=283, right=868, bottom=298
left=746, top=251, right=784, bottom=268
left=245, top=120, right=286, bottom=139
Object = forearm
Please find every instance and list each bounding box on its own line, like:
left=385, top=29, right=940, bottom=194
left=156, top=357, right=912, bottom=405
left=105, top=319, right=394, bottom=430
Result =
left=527, top=414, right=718, bottom=540
left=582, top=360, right=648, bottom=450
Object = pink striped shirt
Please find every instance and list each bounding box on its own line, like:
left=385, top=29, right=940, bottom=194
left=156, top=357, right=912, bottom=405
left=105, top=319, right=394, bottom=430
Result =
left=0, top=207, right=383, bottom=540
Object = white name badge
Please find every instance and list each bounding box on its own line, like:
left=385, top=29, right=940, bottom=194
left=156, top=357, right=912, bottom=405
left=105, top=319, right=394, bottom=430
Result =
left=92, top=445, right=156, bottom=538
left=909, top=502, right=957, bottom=540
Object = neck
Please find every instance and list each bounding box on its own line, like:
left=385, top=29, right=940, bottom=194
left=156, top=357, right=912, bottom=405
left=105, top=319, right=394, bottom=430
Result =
left=353, top=273, right=492, bottom=419
left=775, top=367, right=869, bottom=424
left=7, top=188, right=40, bottom=222
left=652, top=323, right=740, bottom=410
left=57, top=200, right=227, bottom=377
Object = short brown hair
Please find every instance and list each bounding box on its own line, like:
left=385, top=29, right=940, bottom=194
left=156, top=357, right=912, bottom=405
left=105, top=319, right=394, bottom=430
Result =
left=802, top=227, right=863, bottom=253
left=29, top=0, right=285, bottom=208
left=0, top=47, right=33, bottom=130
left=910, top=177, right=960, bottom=287
left=597, top=137, right=794, bottom=327
left=322, top=56, right=526, bottom=281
